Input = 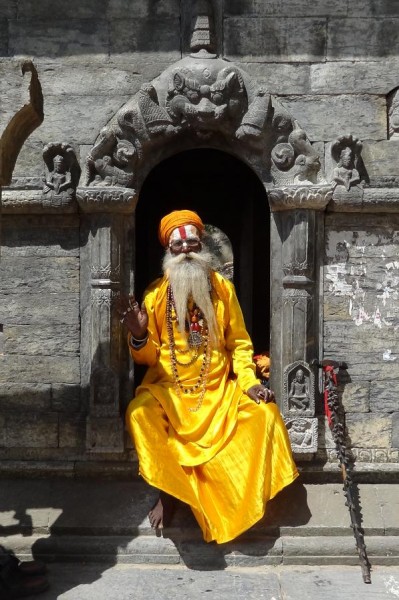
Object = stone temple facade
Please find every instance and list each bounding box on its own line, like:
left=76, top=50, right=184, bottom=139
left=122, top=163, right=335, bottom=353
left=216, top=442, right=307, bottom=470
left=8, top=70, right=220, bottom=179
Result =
left=0, top=0, right=398, bottom=479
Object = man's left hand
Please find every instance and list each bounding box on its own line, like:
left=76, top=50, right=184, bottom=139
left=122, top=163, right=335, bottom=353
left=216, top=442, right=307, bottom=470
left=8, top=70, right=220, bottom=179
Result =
left=247, top=385, right=275, bottom=405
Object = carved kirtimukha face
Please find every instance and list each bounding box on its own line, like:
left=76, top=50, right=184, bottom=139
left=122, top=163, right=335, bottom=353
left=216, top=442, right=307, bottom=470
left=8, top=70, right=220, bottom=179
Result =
left=166, top=67, right=246, bottom=137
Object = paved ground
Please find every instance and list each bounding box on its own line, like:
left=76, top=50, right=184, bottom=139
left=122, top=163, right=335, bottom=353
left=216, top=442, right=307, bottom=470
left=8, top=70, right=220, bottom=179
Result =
left=17, top=563, right=399, bottom=599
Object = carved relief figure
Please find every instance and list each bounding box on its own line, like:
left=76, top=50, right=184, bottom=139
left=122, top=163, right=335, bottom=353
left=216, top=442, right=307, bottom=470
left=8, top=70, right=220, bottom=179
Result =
left=287, top=419, right=313, bottom=448
left=331, top=135, right=363, bottom=191
left=270, top=118, right=323, bottom=186
left=42, top=143, right=80, bottom=198
left=288, top=369, right=310, bottom=411
left=333, top=147, right=360, bottom=191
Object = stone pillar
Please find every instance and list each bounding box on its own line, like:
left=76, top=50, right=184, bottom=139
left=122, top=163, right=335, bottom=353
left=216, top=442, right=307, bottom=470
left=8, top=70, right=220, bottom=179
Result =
left=77, top=188, right=138, bottom=454
left=269, top=185, right=333, bottom=454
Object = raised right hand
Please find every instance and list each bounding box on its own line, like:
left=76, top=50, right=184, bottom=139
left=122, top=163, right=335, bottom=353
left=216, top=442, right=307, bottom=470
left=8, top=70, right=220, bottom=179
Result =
left=116, top=294, right=148, bottom=339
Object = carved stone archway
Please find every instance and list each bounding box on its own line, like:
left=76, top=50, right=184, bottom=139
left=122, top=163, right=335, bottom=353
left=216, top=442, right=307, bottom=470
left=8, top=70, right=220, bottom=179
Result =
left=76, top=23, right=334, bottom=455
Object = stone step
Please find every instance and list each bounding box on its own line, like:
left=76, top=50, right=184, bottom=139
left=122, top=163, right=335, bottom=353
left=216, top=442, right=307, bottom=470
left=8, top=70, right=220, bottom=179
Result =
left=1, top=478, right=398, bottom=567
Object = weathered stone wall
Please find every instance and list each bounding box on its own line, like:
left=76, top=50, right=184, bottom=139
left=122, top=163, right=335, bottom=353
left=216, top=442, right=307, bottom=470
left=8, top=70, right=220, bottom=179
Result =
left=1, top=0, right=399, bottom=475
left=323, top=213, right=399, bottom=466
left=0, top=215, right=84, bottom=461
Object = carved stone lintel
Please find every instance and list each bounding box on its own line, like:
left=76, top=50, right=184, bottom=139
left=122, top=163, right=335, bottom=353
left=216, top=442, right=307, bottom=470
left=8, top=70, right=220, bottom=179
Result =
left=285, top=417, right=318, bottom=454
left=76, top=187, right=138, bottom=213
left=328, top=187, right=399, bottom=213
left=268, top=185, right=333, bottom=212
left=283, top=360, right=315, bottom=417
left=1, top=189, right=78, bottom=214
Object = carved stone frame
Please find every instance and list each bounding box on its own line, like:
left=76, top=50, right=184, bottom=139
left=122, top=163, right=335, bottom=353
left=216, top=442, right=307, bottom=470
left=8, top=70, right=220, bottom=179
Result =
left=76, top=53, right=334, bottom=455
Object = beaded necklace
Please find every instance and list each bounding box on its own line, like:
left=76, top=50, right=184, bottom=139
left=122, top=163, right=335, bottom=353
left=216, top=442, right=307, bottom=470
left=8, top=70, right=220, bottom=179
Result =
left=166, top=285, right=212, bottom=412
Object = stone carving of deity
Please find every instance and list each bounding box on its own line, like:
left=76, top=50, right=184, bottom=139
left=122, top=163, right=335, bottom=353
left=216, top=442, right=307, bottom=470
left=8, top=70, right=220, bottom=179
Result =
left=332, top=146, right=360, bottom=191
left=288, top=369, right=310, bottom=411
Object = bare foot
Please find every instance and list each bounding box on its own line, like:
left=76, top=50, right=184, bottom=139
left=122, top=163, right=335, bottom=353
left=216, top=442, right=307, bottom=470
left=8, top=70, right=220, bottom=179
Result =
left=148, top=491, right=176, bottom=529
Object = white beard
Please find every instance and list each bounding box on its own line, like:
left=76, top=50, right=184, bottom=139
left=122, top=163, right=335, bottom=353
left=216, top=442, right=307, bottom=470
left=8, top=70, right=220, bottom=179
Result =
left=162, top=249, right=219, bottom=345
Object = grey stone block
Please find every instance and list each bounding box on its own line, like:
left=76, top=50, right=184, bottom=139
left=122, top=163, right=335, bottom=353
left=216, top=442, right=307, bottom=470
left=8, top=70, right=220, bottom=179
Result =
left=341, top=382, right=370, bottom=413
left=0, top=18, right=7, bottom=56
left=0, top=355, right=80, bottom=384
left=0, top=383, right=51, bottom=410
left=0, top=257, right=79, bottom=294
left=362, top=141, right=399, bottom=179
left=11, top=141, right=46, bottom=179
left=239, top=62, right=311, bottom=94
left=311, top=59, right=399, bottom=94
left=8, top=19, right=109, bottom=58
left=4, top=324, right=80, bottom=355
left=369, top=382, right=399, bottom=414
left=348, top=1, right=399, bottom=16
left=328, top=17, right=399, bottom=60
left=224, top=17, right=327, bottom=62
left=1, top=216, right=80, bottom=257
left=279, top=95, right=387, bottom=142
left=392, top=413, right=399, bottom=449
left=109, top=17, right=181, bottom=55
left=225, top=0, right=348, bottom=16
left=107, top=0, right=180, bottom=18
left=16, top=0, right=109, bottom=19
left=59, top=416, right=86, bottom=448
left=5, top=413, right=59, bottom=448
left=0, top=2, right=17, bottom=18
left=0, top=292, right=79, bottom=325
left=346, top=413, right=392, bottom=448
left=0, top=414, right=5, bottom=447
left=28, top=94, right=131, bottom=146
left=51, top=384, right=82, bottom=413
left=38, top=63, right=144, bottom=97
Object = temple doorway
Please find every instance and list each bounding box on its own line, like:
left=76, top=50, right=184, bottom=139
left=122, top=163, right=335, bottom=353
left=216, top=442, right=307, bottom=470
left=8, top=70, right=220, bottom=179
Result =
left=135, top=148, right=270, bottom=354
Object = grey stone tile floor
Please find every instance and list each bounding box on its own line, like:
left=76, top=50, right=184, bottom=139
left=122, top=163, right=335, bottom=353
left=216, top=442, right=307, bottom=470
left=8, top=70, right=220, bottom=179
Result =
left=19, top=563, right=399, bottom=600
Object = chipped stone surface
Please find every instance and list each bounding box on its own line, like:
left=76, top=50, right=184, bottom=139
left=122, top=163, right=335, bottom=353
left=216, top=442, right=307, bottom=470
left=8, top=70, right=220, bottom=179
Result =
left=341, top=382, right=370, bottom=413
left=346, top=413, right=392, bottom=448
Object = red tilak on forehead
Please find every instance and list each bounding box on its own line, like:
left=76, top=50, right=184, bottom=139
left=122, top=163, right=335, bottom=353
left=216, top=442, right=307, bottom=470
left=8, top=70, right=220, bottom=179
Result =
left=178, top=226, right=187, bottom=240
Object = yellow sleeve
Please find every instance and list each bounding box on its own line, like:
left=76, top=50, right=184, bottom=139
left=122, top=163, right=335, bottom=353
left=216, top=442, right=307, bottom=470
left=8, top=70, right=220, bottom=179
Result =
left=128, top=284, right=161, bottom=367
left=222, top=278, right=260, bottom=392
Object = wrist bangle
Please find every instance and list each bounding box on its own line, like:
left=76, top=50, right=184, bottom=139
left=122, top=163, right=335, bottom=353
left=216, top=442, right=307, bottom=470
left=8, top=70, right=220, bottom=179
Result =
left=131, top=332, right=148, bottom=342
left=129, top=332, right=148, bottom=347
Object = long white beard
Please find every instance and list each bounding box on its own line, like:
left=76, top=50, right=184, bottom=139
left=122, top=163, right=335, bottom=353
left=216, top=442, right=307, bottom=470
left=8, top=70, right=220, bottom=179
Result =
left=162, top=249, right=219, bottom=345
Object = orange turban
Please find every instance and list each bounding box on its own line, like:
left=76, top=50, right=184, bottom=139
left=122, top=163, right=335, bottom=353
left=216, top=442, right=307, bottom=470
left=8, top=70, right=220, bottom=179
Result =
left=158, top=210, right=205, bottom=247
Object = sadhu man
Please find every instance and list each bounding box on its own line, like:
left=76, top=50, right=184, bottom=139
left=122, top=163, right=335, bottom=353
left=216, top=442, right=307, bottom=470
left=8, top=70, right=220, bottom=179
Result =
left=119, top=210, right=298, bottom=544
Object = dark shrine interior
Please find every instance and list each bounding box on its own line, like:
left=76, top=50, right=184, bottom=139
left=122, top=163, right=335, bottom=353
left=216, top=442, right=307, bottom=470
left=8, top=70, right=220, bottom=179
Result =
left=135, top=148, right=271, bottom=355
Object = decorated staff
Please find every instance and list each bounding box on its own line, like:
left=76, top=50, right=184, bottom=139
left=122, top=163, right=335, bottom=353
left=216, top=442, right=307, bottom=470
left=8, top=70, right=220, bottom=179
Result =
left=312, top=359, right=372, bottom=584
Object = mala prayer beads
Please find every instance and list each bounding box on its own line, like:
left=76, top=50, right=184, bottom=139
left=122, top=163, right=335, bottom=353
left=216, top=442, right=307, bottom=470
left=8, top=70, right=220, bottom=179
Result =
left=166, top=285, right=211, bottom=412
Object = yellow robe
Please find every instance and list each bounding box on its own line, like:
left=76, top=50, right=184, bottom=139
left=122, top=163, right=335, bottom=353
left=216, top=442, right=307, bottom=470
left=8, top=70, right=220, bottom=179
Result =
left=126, top=272, right=298, bottom=543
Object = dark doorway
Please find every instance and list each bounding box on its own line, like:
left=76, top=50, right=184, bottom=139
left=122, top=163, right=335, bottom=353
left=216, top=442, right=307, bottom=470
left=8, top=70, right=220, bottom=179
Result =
left=135, top=149, right=270, bottom=354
